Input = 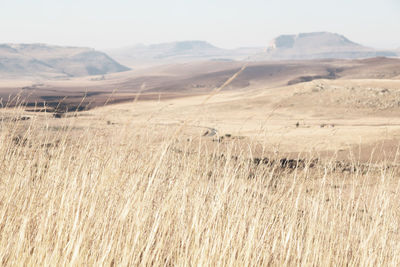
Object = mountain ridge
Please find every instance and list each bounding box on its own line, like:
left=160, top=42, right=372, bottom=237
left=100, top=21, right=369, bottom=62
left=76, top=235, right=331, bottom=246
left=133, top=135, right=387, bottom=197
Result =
left=106, top=41, right=263, bottom=67
left=0, top=43, right=130, bottom=78
left=106, top=34, right=398, bottom=67
left=261, top=32, right=396, bottom=60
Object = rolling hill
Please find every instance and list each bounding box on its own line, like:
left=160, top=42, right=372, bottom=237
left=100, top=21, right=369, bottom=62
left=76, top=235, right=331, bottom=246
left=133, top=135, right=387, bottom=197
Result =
left=2, top=57, right=400, bottom=112
left=0, top=44, right=130, bottom=78
left=106, top=41, right=263, bottom=67
left=258, top=32, right=397, bottom=60
left=106, top=34, right=398, bottom=67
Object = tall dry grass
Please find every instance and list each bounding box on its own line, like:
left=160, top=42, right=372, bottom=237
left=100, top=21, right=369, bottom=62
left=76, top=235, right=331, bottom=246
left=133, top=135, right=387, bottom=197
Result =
left=1, top=108, right=400, bottom=266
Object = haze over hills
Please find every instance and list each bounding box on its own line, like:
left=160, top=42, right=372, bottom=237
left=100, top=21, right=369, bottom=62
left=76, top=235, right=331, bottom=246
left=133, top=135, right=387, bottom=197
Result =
left=0, top=32, right=398, bottom=79
left=107, top=32, right=398, bottom=67
left=259, top=32, right=397, bottom=60
left=106, top=41, right=263, bottom=67
left=0, top=44, right=130, bottom=79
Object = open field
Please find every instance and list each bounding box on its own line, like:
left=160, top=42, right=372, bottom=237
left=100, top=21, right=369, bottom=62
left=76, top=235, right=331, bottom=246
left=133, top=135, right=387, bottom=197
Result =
left=2, top=0, right=399, bottom=263
left=1, top=57, right=399, bottom=112
left=2, top=57, right=400, bottom=265
left=2, top=102, right=400, bottom=265
left=5, top=82, right=400, bottom=161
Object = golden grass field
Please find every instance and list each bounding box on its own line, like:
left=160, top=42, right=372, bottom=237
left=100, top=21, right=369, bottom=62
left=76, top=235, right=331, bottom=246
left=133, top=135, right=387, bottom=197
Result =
left=1, top=58, right=400, bottom=265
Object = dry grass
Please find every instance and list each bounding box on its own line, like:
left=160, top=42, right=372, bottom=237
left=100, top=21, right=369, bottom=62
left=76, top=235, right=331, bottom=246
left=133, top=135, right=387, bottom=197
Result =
left=0, top=108, right=400, bottom=266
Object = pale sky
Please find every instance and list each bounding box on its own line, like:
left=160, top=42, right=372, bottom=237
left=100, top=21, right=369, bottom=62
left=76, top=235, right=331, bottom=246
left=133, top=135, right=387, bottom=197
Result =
left=1, top=0, right=399, bottom=50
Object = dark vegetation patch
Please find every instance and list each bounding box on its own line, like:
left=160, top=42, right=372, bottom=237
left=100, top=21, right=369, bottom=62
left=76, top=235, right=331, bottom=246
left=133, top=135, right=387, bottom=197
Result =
left=287, top=67, right=344, bottom=85
left=249, top=157, right=383, bottom=173
left=212, top=152, right=386, bottom=173
left=25, top=102, right=89, bottom=113
left=6, top=116, right=31, bottom=122
left=250, top=157, right=318, bottom=169
left=40, top=91, right=101, bottom=101
left=12, top=135, right=28, bottom=146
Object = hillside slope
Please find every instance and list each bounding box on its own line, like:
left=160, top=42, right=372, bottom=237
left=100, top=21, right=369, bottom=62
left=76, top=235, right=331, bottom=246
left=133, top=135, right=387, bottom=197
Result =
left=2, top=57, right=400, bottom=112
left=0, top=44, right=130, bottom=78
left=258, top=32, right=396, bottom=60
left=106, top=41, right=263, bottom=67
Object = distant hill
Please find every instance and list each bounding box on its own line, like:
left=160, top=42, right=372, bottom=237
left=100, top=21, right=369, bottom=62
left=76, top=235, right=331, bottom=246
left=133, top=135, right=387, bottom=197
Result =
left=257, top=32, right=397, bottom=60
left=106, top=36, right=398, bottom=67
left=0, top=44, right=130, bottom=78
left=106, top=41, right=263, bottom=67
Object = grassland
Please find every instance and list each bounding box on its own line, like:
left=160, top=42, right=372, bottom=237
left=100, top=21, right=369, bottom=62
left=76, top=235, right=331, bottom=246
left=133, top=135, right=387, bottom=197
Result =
left=1, top=57, right=400, bottom=265
left=1, top=93, right=400, bottom=266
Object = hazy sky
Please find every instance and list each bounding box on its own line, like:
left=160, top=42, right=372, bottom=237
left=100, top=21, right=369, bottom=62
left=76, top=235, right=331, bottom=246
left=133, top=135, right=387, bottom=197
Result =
left=1, top=0, right=399, bottom=50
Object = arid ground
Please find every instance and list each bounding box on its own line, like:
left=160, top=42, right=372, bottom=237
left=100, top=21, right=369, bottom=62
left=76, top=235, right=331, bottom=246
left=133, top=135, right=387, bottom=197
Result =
left=3, top=57, right=400, bottom=162
left=2, top=57, right=400, bottom=265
